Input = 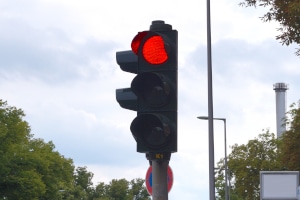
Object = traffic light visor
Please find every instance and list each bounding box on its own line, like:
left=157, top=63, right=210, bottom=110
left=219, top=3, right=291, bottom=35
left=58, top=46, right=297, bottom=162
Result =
left=131, top=31, right=148, bottom=55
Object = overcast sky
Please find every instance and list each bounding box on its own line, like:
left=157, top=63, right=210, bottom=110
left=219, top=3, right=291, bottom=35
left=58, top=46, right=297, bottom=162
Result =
left=0, top=0, right=299, bottom=199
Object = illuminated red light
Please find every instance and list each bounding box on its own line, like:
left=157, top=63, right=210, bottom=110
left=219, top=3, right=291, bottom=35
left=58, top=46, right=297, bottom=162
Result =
left=142, top=36, right=168, bottom=65
left=131, top=32, right=168, bottom=65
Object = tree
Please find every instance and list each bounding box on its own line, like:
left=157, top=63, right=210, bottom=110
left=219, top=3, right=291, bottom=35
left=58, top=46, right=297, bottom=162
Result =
left=93, top=182, right=109, bottom=200
left=0, top=100, right=44, bottom=199
left=108, top=179, right=129, bottom=200
left=93, top=178, right=150, bottom=200
left=0, top=99, right=150, bottom=200
left=72, top=166, right=94, bottom=200
left=240, top=0, right=300, bottom=56
left=279, top=100, right=300, bottom=170
left=29, top=139, right=75, bottom=200
left=215, top=101, right=300, bottom=199
left=128, top=178, right=150, bottom=200
left=215, top=130, right=281, bottom=200
left=0, top=100, right=75, bottom=199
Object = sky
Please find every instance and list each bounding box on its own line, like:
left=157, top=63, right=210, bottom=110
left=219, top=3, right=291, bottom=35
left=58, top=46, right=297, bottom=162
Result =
left=0, top=0, right=299, bottom=199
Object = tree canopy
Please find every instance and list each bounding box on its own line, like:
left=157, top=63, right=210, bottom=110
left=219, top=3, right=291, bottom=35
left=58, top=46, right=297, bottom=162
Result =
left=279, top=101, right=300, bottom=170
left=215, top=130, right=281, bottom=200
left=216, top=100, right=300, bottom=199
left=0, top=99, right=150, bottom=199
left=93, top=178, right=150, bottom=200
left=240, top=0, right=300, bottom=56
left=0, top=100, right=75, bottom=199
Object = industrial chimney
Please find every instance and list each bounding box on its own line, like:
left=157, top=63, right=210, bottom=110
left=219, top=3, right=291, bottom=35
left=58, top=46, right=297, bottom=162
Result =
left=273, top=82, right=288, bottom=138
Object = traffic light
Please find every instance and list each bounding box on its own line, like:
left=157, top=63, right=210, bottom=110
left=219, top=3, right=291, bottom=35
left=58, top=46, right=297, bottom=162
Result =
left=116, top=20, right=178, bottom=154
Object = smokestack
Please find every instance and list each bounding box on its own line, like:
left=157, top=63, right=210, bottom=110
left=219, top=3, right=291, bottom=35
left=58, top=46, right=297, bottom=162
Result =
left=273, top=82, right=288, bottom=138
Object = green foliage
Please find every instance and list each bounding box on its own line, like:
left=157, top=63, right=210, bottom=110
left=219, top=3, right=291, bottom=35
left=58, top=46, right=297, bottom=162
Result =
left=216, top=101, right=300, bottom=199
left=72, top=166, right=94, bottom=199
left=215, top=158, right=226, bottom=200
left=216, top=130, right=281, bottom=200
left=108, top=179, right=129, bottom=199
left=75, top=166, right=94, bottom=190
left=0, top=99, right=150, bottom=200
left=129, top=178, right=150, bottom=199
left=0, top=100, right=75, bottom=199
left=240, top=0, right=300, bottom=56
left=32, top=140, right=75, bottom=199
left=0, top=100, right=42, bottom=199
left=93, top=178, right=150, bottom=200
left=279, top=101, right=300, bottom=170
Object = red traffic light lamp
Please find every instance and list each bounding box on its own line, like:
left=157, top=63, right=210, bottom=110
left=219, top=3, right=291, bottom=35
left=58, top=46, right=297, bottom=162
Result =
left=132, top=31, right=168, bottom=65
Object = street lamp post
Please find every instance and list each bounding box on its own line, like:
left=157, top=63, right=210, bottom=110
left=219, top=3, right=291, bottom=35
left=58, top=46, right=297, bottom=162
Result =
left=197, top=116, right=229, bottom=200
left=205, top=0, right=214, bottom=196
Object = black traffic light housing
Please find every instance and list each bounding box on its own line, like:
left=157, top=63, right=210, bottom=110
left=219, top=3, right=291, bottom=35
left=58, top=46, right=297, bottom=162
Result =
left=116, top=20, right=178, bottom=154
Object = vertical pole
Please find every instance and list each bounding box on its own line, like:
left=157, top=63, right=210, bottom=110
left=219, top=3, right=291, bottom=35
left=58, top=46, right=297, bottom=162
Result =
left=224, top=119, right=229, bottom=200
left=152, top=160, right=169, bottom=200
left=206, top=0, right=215, bottom=199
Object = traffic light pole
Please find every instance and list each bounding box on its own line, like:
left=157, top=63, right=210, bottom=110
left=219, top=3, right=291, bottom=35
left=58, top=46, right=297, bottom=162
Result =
left=152, top=160, right=169, bottom=200
left=148, top=152, right=171, bottom=200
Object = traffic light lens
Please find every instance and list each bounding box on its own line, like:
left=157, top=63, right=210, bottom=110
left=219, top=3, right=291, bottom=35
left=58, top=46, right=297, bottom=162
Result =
left=143, top=36, right=168, bottom=65
left=131, top=73, right=171, bottom=107
left=131, top=114, right=171, bottom=149
left=132, top=32, right=168, bottom=65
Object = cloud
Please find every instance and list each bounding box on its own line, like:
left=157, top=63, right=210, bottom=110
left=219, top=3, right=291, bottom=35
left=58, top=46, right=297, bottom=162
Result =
left=0, top=17, right=118, bottom=84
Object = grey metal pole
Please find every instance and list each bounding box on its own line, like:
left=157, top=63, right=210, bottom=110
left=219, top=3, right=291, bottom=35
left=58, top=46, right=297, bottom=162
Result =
left=198, top=117, right=230, bottom=199
left=206, top=0, right=215, bottom=198
left=223, top=119, right=229, bottom=200
left=152, top=160, right=169, bottom=200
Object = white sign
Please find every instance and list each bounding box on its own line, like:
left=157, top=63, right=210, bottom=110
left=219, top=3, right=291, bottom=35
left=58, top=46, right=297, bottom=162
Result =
left=260, top=171, right=299, bottom=200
